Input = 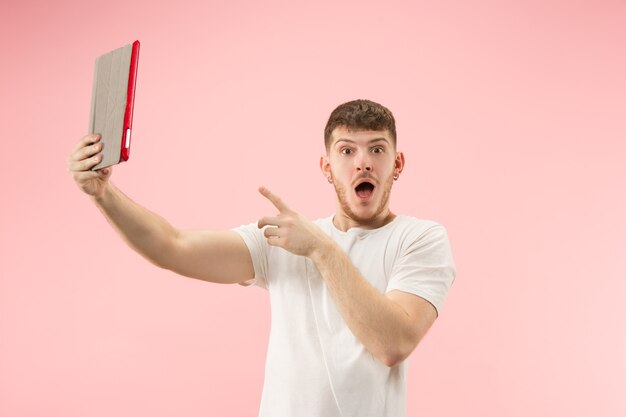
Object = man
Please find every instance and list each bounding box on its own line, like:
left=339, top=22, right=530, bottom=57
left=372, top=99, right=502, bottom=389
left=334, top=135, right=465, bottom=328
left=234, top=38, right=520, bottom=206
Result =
left=67, top=99, right=455, bottom=417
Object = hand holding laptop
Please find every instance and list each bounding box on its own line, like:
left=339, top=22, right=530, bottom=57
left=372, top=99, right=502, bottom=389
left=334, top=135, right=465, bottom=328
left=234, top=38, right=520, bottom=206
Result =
left=67, top=40, right=140, bottom=198
left=67, top=133, right=113, bottom=199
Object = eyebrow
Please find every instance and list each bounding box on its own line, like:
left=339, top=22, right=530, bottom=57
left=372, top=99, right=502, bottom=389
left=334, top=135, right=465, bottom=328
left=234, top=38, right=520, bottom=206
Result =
left=334, top=137, right=390, bottom=146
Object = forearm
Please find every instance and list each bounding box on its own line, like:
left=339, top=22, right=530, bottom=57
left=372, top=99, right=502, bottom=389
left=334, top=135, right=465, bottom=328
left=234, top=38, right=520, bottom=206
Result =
left=311, top=242, right=418, bottom=366
left=92, top=182, right=179, bottom=268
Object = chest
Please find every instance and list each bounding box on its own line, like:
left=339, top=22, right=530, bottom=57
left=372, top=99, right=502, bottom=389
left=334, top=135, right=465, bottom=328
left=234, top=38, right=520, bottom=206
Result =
left=266, top=233, right=400, bottom=294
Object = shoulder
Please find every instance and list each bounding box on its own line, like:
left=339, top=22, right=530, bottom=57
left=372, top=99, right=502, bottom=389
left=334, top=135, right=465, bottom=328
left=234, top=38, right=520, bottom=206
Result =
left=383, top=216, right=452, bottom=256
left=391, top=215, right=447, bottom=238
left=313, top=215, right=334, bottom=232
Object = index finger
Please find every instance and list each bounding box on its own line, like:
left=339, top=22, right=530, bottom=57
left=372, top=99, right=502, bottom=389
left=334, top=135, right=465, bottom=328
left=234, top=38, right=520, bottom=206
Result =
left=71, top=134, right=100, bottom=154
left=259, top=186, right=290, bottom=213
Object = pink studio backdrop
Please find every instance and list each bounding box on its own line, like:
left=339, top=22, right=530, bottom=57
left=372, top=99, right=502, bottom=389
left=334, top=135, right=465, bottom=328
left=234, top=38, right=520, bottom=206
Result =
left=1, top=0, right=625, bottom=416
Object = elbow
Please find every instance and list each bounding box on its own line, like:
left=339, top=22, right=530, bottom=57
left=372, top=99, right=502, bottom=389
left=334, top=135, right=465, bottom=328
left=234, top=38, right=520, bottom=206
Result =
left=377, top=346, right=413, bottom=368
left=377, top=336, right=423, bottom=367
left=379, top=352, right=406, bottom=368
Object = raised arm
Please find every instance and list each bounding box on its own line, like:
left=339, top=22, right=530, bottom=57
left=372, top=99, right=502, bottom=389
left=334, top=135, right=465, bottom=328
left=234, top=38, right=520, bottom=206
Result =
left=67, top=134, right=254, bottom=284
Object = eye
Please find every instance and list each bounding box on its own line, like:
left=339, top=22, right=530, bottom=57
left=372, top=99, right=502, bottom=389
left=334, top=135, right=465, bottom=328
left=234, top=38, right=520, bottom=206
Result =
left=371, top=146, right=384, bottom=154
left=340, top=148, right=353, bottom=155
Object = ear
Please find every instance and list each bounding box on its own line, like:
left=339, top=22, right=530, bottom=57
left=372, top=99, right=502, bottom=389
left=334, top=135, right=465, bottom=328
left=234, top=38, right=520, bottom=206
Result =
left=320, top=155, right=331, bottom=179
left=395, top=151, right=405, bottom=176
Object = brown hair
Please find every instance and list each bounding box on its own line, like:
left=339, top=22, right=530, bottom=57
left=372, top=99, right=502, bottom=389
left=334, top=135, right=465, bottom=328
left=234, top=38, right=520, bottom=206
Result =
left=324, top=99, right=397, bottom=149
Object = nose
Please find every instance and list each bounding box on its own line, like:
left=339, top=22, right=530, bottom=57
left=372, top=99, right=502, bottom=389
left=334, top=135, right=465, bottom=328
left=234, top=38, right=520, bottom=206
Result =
left=356, top=152, right=373, bottom=172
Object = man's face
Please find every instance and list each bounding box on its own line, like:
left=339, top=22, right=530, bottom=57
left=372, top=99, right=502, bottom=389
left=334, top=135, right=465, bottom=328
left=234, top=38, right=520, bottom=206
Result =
left=321, top=127, right=404, bottom=228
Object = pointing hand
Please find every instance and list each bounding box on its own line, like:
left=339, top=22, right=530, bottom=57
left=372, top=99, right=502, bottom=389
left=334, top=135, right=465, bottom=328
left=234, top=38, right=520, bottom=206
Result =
left=257, top=186, right=331, bottom=258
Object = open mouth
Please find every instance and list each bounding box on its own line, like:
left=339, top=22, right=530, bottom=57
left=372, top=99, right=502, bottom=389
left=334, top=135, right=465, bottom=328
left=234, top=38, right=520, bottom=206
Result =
left=355, top=180, right=375, bottom=199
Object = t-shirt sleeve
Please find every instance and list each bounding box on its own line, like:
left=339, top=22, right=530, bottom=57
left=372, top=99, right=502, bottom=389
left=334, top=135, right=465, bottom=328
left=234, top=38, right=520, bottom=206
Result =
left=386, top=224, right=456, bottom=316
left=232, top=222, right=269, bottom=290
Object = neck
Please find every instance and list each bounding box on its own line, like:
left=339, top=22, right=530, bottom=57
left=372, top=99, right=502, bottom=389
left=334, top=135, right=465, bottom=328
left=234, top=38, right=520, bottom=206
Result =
left=332, top=209, right=396, bottom=231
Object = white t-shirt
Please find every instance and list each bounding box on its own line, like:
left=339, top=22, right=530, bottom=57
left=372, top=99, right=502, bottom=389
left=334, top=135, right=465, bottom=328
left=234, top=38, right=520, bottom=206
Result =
left=233, top=215, right=456, bottom=417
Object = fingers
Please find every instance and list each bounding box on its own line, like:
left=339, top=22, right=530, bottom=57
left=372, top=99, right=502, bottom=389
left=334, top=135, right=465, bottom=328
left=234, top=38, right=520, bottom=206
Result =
left=258, top=215, right=283, bottom=229
left=67, top=134, right=105, bottom=173
left=258, top=216, right=284, bottom=242
left=67, top=151, right=104, bottom=172
left=71, top=133, right=100, bottom=154
left=71, top=170, right=103, bottom=183
left=259, top=186, right=290, bottom=213
left=257, top=188, right=295, bottom=245
left=71, top=141, right=102, bottom=163
left=262, top=226, right=282, bottom=240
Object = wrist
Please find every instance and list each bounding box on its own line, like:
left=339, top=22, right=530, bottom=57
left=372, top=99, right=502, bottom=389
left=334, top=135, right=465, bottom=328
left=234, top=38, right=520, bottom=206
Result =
left=310, top=235, right=337, bottom=265
left=92, top=181, right=113, bottom=205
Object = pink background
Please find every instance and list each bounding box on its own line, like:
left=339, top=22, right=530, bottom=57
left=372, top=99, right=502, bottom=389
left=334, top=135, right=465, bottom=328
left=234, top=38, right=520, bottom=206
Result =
left=1, top=0, right=625, bottom=416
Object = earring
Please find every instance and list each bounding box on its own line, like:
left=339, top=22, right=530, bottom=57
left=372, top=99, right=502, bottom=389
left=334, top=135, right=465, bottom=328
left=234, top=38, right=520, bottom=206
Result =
left=393, top=174, right=399, bottom=180
left=327, top=176, right=333, bottom=184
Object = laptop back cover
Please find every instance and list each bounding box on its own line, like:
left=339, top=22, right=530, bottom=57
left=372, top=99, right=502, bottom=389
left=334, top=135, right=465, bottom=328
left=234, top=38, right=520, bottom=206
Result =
left=89, top=42, right=136, bottom=170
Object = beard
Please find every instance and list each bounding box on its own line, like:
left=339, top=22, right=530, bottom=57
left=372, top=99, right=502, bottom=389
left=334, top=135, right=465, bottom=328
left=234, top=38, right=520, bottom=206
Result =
left=332, top=171, right=395, bottom=224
